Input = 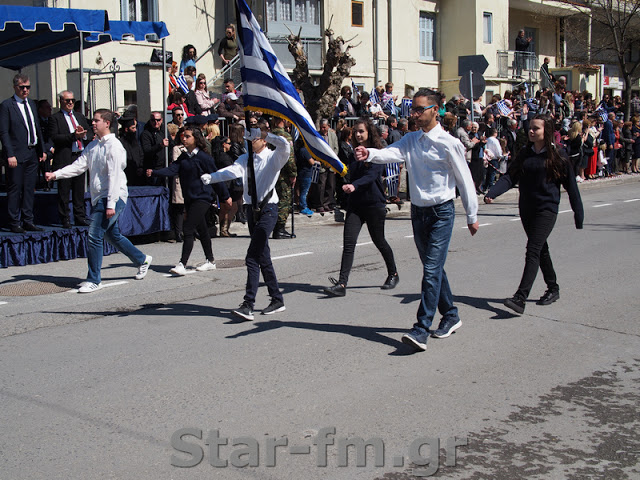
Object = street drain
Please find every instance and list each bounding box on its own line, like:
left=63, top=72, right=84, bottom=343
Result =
left=0, top=280, right=76, bottom=296
left=214, top=259, right=245, bottom=269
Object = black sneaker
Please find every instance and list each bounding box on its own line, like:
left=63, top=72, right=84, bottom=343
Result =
left=262, top=298, right=286, bottom=315
left=432, top=317, right=461, bottom=338
left=381, top=273, right=399, bottom=290
left=537, top=289, right=559, bottom=305
left=233, top=302, right=254, bottom=321
left=323, top=277, right=346, bottom=297
left=504, top=295, right=526, bottom=314
left=401, top=327, right=429, bottom=351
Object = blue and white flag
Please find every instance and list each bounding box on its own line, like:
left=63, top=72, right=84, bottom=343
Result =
left=525, top=98, right=538, bottom=112
left=496, top=100, right=512, bottom=116
left=370, top=88, right=380, bottom=106
left=311, top=162, right=321, bottom=183
left=235, top=0, right=346, bottom=176
left=176, top=75, right=189, bottom=95
left=384, top=95, right=397, bottom=116
left=400, top=98, right=412, bottom=118
left=351, top=80, right=359, bottom=98
left=594, top=105, right=608, bottom=122
left=385, top=163, right=400, bottom=197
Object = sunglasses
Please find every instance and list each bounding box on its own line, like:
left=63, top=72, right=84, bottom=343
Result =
left=18, top=85, right=31, bottom=90
left=410, top=104, right=437, bottom=115
left=63, top=98, right=76, bottom=103
left=151, top=118, right=162, bottom=122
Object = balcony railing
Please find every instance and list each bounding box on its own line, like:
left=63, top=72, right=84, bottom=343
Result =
left=497, top=51, right=539, bottom=81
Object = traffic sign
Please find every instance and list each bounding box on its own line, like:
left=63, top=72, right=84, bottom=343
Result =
left=459, top=72, right=486, bottom=100
left=458, top=55, right=489, bottom=76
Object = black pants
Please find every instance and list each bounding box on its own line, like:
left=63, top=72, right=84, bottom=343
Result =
left=57, top=171, right=87, bottom=224
left=317, top=170, right=336, bottom=210
left=180, top=200, right=213, bottom=265
left=338, top=206, right=397, bottom=286
left=516, top=210, right=558, bottom=299
left=6, top=151, right=38, bottom=227
left=244, top=203, right=282, bottom=306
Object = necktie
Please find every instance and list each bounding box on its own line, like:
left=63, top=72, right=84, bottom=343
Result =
left=68, top=113, right=83, bottom=151
left=23, top=100, right=35, bottom=145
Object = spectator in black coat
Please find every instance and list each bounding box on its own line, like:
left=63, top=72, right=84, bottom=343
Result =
left=140, top=111, right=169, bottom=186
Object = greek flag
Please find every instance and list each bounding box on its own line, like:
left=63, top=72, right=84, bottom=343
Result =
left=496, top=100, right=512, bottom=116
left=351, top=80, right=359, bottom=98
left=384, top=95, right=396, bottom=116
left=385, top=163, right=400, bottom=197
left=370, top=88, right=380, bottom=106
left=235, top=0, right=346, bottom=176
left=594, top=105, right=608, bottom=122
left=525, top=98, right=538, bottom=112
left=400, top=98, right=412, bottom=118
left=311, top=162, right=321, bottom=183
left=176, top=75, right=189, bottom=95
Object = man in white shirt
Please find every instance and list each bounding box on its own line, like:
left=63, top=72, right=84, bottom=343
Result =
left=355, top=89, right=480, bottom=352
left=46, top=109, right=152, bottom=293
left=202, top=126, right=290, bottom=320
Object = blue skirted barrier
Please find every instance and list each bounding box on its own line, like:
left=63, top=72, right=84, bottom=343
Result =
left=0, top=186, right=170, bottom=268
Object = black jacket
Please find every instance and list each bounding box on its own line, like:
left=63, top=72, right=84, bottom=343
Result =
left=48, top=110, right=91, bottom=169
left=140, top=123, right=167, bottom=170
left=346, top=154, right=386, bottom=211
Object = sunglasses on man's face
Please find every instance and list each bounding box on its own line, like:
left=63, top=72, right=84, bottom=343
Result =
left=63, top=98, right=76, bottom=103
left=18, top=85, right=31, bottom=90
left=410, top=104, right=437, bottom=115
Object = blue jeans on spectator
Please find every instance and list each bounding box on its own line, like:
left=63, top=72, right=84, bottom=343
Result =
left=483, top=159, right=499, bottom=191
left=411, top=201, right=458, bottom=333
left=87, top=198, right=146, bottom=284
left=244, top=203, right=283, bottom=307
left=297, top=168, right=313, bottom=210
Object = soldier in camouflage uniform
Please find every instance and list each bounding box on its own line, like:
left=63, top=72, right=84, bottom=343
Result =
left=271, top=117, right=297, bottom=239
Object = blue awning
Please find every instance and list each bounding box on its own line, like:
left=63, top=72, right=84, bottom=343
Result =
left=0, top=5, right=110, bottom=70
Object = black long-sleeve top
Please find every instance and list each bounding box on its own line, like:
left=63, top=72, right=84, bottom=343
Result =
left=486, top=146, right=584, bottom=229
left=151, top=148, right=229, bottom=204
left=346, top=154, right=387, bottom=211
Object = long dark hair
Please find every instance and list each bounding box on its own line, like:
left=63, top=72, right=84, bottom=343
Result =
left=510, top=114, right=566, bottom=182
left=181, top=125, right=209, bottom=151
left=352, top=117, right=383, bottom=149
left=182, top=44, right=196, bottom=62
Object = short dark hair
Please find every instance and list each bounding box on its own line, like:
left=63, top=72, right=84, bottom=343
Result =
left=13, top=73, right=29, bottom=87
left=414, top=88, right=442, bottom=106
left=172, top=106, right=184, bottom=115
left=94, top=108, right=116, bottom=127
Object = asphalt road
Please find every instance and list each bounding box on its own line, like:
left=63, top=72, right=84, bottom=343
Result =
left=1, top=176, right=639, bottom=479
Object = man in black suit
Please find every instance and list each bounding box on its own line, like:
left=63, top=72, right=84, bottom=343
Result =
left=37, top=99, right=53, bottom=191
left=48, top=90, right=91, bottom=228
left=0, top=73, right=46, bottom=233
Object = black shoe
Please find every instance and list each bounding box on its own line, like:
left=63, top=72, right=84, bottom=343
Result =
left=537, top=289, right=559, bottom=305
left=23, top=223, right=43, bottom=232
left=273, top=228, right=293, bottom=239
left=232, top=302, right=254, bottom=321
left=504, top=294, right=526, bottom=314
left=10, top=226, right=26, bottom=234
left=262, top=298, right=286, bottom=315
left=323, top=277, right=346, bottom=297
left=62, top=220, right=72, bottom=229
left=381, top=273, right=399, bottom=290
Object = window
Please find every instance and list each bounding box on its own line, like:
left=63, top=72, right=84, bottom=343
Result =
left=352, top=1, right=364, bottom=27
left=121, top=0, right=157, bottom=21
left=419, top=12, right=435, bottom=61
left=483, top=12, right=492, bottom=44
left=267, top=0, right=319, bottom=24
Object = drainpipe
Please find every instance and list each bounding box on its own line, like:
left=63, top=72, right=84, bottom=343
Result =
left=587, top=12, right=592, bottom=63
left=387, top=0, right=392, bottom=83
left=374, top=0, right=379, bottom=86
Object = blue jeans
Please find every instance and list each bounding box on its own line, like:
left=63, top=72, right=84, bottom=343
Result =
left=297, top=168, right=313, bottom=210
left=411, top=201, right=458, bottom=333
left=87, top=198, right=146, bottom=284
left=244, top=203, right=283, bottom=306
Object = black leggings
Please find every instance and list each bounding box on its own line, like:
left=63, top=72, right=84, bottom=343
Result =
left=516, top=210, right=558, bottom=299
left=181, top=200, right=213, bottom=265
left=338, top=206, right=397, bottom=286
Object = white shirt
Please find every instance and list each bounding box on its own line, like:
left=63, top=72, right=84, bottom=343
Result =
left=366, top=123, right=478, bottom=224
left=485, top=136, right=503, bottom=159
left=53, top=133, right=128, bottom=209
left=207, top=133, right=290, bottom=205
left=13, top=94, right=38, bottom=146
left=63, top=111, right=85, bottom=153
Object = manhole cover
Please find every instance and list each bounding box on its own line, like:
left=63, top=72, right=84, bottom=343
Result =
left=0, top=281, right=76, bottom=296
left=215, top=259, right=245, bottom=269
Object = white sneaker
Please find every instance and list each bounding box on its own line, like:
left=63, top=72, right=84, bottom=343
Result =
left=78, top=282, right=102, bottom=293
left=196, top=260, right=217, bottom=272
left=135, top=255, right=152, bottom=280
left=170, top=262, right=188, bottom=276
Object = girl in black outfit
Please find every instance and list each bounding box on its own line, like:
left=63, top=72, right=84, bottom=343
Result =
left=148, top=126, right=230, bottom=275
left=484, top=114, right=584, bottom=314
left=228, top=123, right=247, bottom=224
left=323, top=118, right=398, bottom=297
left=212, top=135, right=243, bottom=236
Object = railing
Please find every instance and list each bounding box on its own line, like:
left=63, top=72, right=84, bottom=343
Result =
left=206, top=54, right=242, bottom=95
left=497, top=51, right=539, bottom=81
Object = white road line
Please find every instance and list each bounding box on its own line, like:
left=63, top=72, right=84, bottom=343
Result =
left=0, top=301, right=7, bottom=306
left=510, top=218, right=521, bottom=222
left=559, top=209, right=572, bottom=214
left=71, top=280, right=129, bottom=292
left=272, top=251, right=313, bottom=260
left=593, top=203, right=612, bottom=208
left=355, top=241, right=373, bottom=247
left=462, top=223, right=492, bottom=229
left=163, top=270, right=198, bottom=277
left=404, top=235, right=414, bottom=238
left=624, top=198, right=640, bottom=203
